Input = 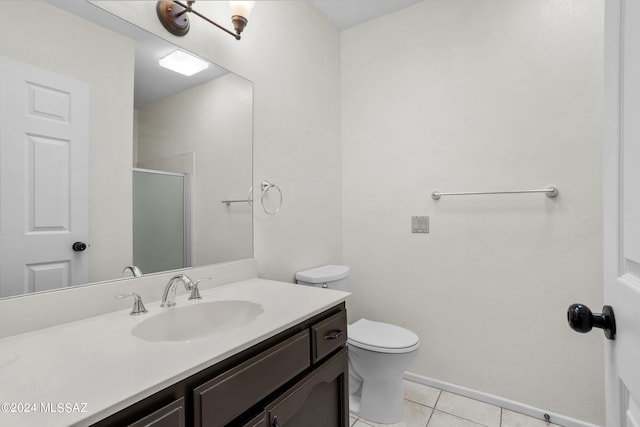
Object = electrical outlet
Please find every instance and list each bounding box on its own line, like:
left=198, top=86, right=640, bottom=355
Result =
left=411, top=216, right=429, bottom=233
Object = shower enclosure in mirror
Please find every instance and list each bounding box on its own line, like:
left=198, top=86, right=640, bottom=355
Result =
left=0, top=1, right=253, bottom=298
left=133, top=169, right=190, bottom=275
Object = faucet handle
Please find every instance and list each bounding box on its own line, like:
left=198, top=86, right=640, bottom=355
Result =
left=188, top=282, right=202, bottom=301
left=115, top=292, right=148, bottom=315
left=188, top=278, right=212, bottom=300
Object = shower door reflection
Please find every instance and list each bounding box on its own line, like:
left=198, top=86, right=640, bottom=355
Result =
left=133, top=169, right=191, bottom=274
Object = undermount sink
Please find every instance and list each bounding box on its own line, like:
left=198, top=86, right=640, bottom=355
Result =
left=132, top=300, right=263, bottom=342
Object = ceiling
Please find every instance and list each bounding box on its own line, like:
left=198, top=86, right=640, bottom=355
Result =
left=310, top=0, right=425, bottom=30
left=47, top=0, right=425, bottom=108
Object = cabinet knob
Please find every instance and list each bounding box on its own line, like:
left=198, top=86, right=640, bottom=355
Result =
left=273, top=416, right=280, bottom=427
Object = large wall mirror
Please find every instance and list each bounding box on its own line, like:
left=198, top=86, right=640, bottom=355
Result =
left=0, top=1, right=253, bottom=298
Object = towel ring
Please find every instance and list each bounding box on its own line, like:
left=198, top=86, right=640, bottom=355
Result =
left=261, top=180, right=282, bottom=215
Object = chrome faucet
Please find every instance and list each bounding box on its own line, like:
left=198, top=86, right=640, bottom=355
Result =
left=123, top=265, right=143, bottom=277
left=161, top=274, right=195, bottom=307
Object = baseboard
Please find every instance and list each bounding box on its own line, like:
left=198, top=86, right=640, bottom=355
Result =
left=403, top=372, right=602, bottom=427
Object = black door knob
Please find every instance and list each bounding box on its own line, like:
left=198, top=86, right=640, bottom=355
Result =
left=72, top=242, right=87, bottom=252
left=567, top=304, right=616, bottom=340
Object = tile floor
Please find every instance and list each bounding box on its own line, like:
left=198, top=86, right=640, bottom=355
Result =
left=349, top=380, right=564, bottom=427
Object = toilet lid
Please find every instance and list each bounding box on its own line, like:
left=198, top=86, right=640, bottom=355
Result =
left=348, top=318, right=420, bottom=354
left=295, top=265, right=350, bottom=283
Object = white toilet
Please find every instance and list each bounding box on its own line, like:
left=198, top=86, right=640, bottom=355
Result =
left=295, top=265, right=420, bottom=424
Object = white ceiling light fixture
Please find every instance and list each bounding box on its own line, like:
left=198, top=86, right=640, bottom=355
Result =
left=156, top=1, right=255, bottom=40
left=159, top=50, right=209, bottom=76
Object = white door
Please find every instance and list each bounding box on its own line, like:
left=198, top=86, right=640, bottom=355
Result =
left=0, top=57, right=89, bottom=297
left=603, top=1, right=640, bottom=425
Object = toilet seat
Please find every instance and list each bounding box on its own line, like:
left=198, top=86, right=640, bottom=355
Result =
left=348, top=318, right=420, bottom=354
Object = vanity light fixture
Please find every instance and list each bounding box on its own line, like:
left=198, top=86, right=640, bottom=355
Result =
left=159, top=49, right=209, bottom=76
left=156, top=1, right=255, bottom=40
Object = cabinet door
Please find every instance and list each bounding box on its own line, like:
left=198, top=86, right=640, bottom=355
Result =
left=128, top=398, right=185, bottom=427
left=266, top=348, right=348, bottom=427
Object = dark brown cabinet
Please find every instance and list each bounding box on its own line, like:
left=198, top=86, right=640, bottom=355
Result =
left=311, top=310, right=348, bottom=363
left=92, top=303, right=348, bottom=427
left=266, top=348, right=348, bottom=427
left=127, top=398, right=185, bottom=427
left=239, top=411, right=266, bottom=427
left=194, top=331, right=311, bottom=426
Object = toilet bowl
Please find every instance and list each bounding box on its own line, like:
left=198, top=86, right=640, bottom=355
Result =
left=295, top=265, right=420, bottom=424
left=348, top=318, right=419, bottom=423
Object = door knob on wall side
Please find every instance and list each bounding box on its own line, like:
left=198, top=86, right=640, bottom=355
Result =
left=567, top=304, right=616, bottom=340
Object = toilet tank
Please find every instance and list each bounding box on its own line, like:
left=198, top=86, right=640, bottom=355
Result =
left=295, top=265, right=350, bottom=291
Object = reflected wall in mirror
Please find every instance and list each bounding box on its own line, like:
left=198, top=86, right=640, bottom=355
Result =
left=0, top=1, right=253, bottom=298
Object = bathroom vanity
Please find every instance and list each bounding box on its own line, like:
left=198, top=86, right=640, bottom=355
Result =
left=95, top=303, right=348, bottom=426
left=0, top=279, right=349, bottom=427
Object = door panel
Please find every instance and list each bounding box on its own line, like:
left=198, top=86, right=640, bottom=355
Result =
left=26, top=261, right=70, bottom=293
left=29, top=134, right=71, bottom=231
left=27, top=82, right=72, bottom=123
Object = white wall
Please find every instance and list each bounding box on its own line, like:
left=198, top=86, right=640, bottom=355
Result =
left=0, top=2, right=135, bottom=283
left=341, top=0, right=604, bottom=424
left=94, top=1, right=343, bottom=282
left=136, top=73, right=253, bottom=265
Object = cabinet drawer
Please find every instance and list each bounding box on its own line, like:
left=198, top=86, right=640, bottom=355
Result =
left=239, top=411, right=266, bottom=427
left=127, top=398, right=185, bottom=427
left=194, top=330, right=310, bottom=427
left=311, top=310, right=347, bottom=363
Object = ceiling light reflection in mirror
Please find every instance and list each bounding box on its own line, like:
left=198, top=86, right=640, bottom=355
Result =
left=159, top=50, right=209, bottom=76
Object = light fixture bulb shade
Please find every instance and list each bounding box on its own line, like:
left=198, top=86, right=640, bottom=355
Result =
left=229, top=1, right=255, bottom=19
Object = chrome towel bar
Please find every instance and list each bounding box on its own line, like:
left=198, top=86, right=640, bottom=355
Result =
left=222, top=187, right=254, bottom=206
left=431, top=187, right=558, bottom=200
left=221, top=199, right=252, bottom=206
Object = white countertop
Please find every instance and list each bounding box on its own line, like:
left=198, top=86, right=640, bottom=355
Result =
left=0, top=279, right=349, bottom=426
